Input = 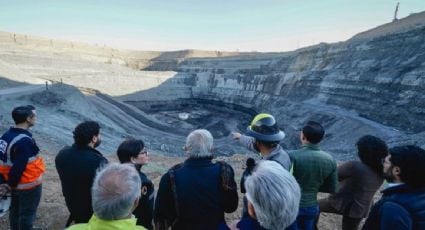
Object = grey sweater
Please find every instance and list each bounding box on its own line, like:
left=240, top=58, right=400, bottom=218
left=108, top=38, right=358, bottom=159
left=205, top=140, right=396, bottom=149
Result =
left=237, top=135, right=291, bottom=171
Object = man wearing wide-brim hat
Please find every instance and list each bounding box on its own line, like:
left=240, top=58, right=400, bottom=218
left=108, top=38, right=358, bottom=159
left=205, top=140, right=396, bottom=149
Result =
left=232, top=113, right=291, bottom=171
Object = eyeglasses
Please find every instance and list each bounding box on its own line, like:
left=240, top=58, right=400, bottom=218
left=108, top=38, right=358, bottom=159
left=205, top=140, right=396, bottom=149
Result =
left=139, top=148, right=148, bottom=155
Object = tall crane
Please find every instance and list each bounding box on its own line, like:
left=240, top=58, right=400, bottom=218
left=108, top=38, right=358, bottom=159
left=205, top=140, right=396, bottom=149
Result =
left=393, top=2, right=400, bottom=22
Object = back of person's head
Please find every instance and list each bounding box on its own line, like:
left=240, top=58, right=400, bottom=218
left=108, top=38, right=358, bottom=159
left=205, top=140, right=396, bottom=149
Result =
left=73, top=121, right=100, bottom=147
left=12, top=105, right=35, bottom=124
left=245, top=160, right=300, bottom=230
left=117, top=138, right=145, bottom=163
left=302, top=121, right=325, bottom=144
left=185, top=129, right=213, bottom=158
left=246, top=158, right=256, bottom=170
left=92, top=163, right=141, bottom=220
left=357, top=135, right=389, bottom=176
left=389, top=145, right=425, bottom=188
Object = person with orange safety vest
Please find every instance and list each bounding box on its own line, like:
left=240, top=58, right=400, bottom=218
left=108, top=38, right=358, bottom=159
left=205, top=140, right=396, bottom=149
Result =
left=0, top=105, right=45, bottom=230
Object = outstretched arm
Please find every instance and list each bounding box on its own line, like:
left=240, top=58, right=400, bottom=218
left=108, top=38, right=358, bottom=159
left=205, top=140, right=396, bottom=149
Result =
left=232, top=132, right=256, bottom=152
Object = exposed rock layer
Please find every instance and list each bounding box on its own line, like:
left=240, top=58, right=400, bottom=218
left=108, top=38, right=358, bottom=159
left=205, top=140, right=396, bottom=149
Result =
left=138, top=21, right=425, bottom=134
left=0, top=12, right=424, bottom=158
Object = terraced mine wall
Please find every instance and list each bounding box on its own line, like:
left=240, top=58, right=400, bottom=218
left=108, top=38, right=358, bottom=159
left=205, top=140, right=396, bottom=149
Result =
left=139, top=25, right=425, bottom=134
left=1, top=14, right=424, bottom=158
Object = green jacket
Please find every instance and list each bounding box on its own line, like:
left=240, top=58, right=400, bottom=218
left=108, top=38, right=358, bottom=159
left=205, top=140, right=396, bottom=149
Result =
left=289, top=144, right=338, bottom=207
left=67, top=215, right=147, bottom=230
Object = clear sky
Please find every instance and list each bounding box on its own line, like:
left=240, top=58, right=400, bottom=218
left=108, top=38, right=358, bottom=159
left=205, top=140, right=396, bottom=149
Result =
left=0, top=0, right=424, bottom=52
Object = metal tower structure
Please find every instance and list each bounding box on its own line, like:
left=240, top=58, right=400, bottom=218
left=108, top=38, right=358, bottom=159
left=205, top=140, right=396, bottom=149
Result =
left=393, top=2, right=400, bottom=22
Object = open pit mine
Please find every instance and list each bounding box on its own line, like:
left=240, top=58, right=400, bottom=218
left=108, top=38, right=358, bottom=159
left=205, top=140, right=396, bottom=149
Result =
left=0, top=12, right=424, bottom=161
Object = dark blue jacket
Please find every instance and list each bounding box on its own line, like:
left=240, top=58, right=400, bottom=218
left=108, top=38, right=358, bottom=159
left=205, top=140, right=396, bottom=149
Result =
left=237, top=215, right=267, bottom=230
left=0, top=127, right=39, bottom=187
left=236, top=214, right=297, bottom=230
left=55, top=144, right=108, bottom=224
left=154, top=157, right=238, bottom=230
left=362, top=184, right=425, bottom=230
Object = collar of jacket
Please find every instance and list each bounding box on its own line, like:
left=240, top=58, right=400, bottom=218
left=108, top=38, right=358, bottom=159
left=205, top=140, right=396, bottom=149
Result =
left=78, top=214, right=145, bottom=230
left=265, top=145, right=282, bottom=159
left=71, top=144, right=103, bottom=156
left=301, top=143, right=320, bottom=150
left=184, top=157, right=214, bottom=167
left=382, top=183, right=425, bottom=196
left=10, top=127, right=32, bottom=137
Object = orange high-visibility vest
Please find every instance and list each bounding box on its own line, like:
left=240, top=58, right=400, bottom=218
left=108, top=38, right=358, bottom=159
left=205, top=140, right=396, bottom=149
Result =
left=0, top=134, right=45, bottom=190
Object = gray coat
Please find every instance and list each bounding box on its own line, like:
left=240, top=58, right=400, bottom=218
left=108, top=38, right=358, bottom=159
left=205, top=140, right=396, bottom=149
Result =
left=237, top=135, right=291, bottom=171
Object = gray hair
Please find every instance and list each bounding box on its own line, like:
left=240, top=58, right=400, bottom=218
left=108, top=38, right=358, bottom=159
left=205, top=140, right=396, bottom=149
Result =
left=185, top=129, right=213, bottom=158
left=92, top=163, right=141, bottom=220
left=245, top=160, right=301, bottom=230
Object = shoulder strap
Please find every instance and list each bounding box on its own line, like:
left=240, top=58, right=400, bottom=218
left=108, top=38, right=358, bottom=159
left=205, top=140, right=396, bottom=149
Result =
left=217, top=161, right=235, bottom=191
left=168, top=163, right=184, bottom=226
left=3, top=134, right=31, bottom=165
left=156, top=163, right=183, bottom=230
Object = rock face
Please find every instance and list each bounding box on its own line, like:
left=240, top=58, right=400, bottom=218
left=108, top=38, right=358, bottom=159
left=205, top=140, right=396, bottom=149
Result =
left=120, top=12, right=425, bottom=157
left=141, top=25, right=425, bottom=134
left=0, top=12, right=424, bottom=159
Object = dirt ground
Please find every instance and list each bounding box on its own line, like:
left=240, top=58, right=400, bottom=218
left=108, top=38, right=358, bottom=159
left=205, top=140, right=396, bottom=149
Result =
left=0, top=138, right=351, bottom=230
left=2, top=15, right=423, bottom=228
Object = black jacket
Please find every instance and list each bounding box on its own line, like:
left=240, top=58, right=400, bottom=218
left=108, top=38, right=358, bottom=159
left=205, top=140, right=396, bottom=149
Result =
left=55, top=144, right=108, bottom=224
left=134, top=167, right=155, bottom=230
left=363, top=184, right=425, bottom=230
left=154, top=157, right=238, bottom=230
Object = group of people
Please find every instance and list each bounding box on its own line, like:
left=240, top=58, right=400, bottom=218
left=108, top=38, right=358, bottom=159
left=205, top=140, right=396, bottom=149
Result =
left=0, top=105, right=425, bottom=230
